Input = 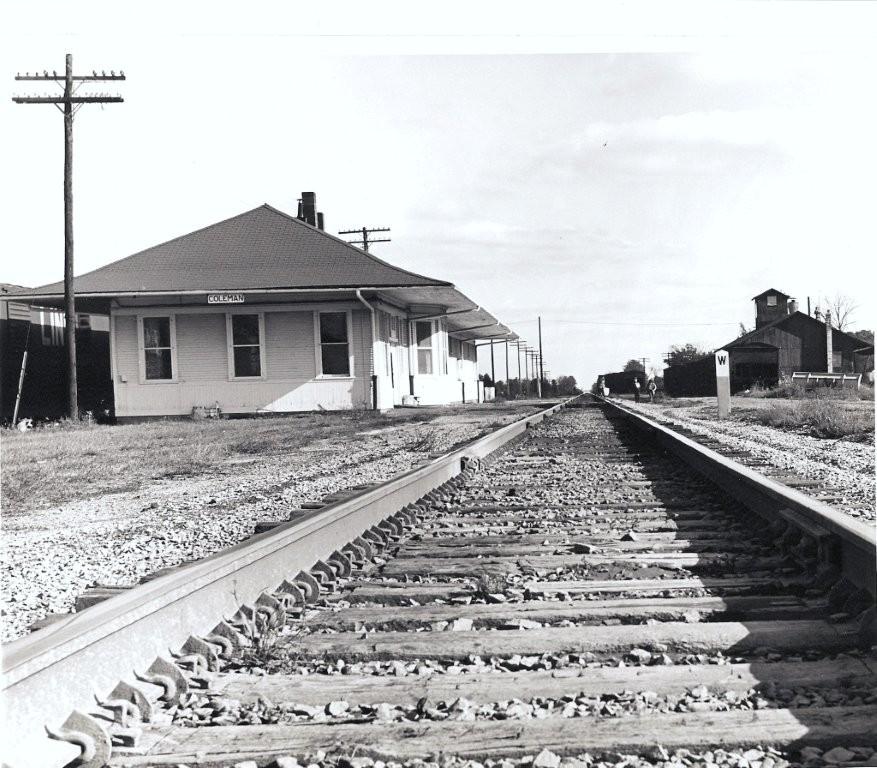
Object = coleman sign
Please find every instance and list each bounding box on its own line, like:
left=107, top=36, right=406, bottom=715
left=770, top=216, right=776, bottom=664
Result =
left=207, top=293, right=245, bottom=304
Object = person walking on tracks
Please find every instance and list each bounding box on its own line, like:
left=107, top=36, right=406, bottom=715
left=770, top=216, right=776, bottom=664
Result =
left=633, top=377, right=641, bottom=402
left=647, top=377, right=657, bottom=403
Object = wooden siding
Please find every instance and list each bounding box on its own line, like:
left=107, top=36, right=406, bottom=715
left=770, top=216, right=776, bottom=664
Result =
left=3, top=300, right=31, bottom=323
left=111, top=304, right=488, bottom=416
left=176, top=313, right=227, bottom=381
left=265, top=312, right=316, bottom=379
left=112, top=307, right=374, bottom=417
left=114, top=315, right=139, bottom=382
left=731, top=314, right=863, bottom=376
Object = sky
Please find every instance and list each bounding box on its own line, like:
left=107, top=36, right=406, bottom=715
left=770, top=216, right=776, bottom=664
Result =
left=2, top=1, right=875, bottom=387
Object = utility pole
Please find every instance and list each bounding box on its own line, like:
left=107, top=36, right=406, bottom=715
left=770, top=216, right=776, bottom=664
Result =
left=339, top=226, right=391, bottom=253
left=534, top=352, right=542, bottom=397
left=537, top=316, right=544, bottom=398
left=515, top=341, right=522, bottom=396
left=13, top=54, right=125, bottom=420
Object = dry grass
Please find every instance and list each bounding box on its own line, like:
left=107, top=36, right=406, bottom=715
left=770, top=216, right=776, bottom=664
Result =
left=0, top=403, right=536, bottom=513
left=755, top=398, right=874, bottom=439
left=738, top=380, right=874, bottom=438
left=745, top=380, right=874, bottom=402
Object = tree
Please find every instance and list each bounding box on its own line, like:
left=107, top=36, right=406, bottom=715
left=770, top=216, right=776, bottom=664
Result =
left=663, top=344, right=710, bottom=367
left=556, top=375, right=579, bottom=395
left=623, top=359, right=645, bottom=372
left=849, top=329, right=874, bottom=346
left=738, top=322, right=751, bottom=338
left=822, top=294, right=858, bottom=330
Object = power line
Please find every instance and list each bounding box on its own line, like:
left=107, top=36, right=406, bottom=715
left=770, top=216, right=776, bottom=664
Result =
left=339, top=226, right=391, bottom=253
left=13, top=54, right=126, bottom=420
left=504, top=318, right=739, bottom=328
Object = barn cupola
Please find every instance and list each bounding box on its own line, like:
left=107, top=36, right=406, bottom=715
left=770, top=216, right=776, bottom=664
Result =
left=752, top=288, right=793, bottom=329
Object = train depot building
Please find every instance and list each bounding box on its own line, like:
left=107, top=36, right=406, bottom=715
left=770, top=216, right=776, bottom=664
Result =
left=12, top=198, right=512, bottom=420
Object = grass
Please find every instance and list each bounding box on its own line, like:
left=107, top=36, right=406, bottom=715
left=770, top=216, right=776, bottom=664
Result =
left=744, top=380, right=874, bottom=401
left=0, top=402, right=536, bottom=514
left=753, top=398, right=874, bottom=439
left=738, top=380, right=874, bottom=438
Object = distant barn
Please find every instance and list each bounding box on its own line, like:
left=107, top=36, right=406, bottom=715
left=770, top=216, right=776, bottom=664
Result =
left=726, top=290, right=871, bottom=390
left=663, top=288, right=874, bottom=396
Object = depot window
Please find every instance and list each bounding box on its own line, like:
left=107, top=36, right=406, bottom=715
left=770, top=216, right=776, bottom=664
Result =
left=318, top=311, right=351, bottom=376
left=416, top=321, right=433, bottom=374
left=766, top=295, right=777, bottom=306
left=228, top=314, right=264, bottom=378
left=141, top=316, right=175, bottom=381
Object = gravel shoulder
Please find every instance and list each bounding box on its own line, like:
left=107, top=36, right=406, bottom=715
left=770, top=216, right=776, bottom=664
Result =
left=610, top=396, right=875, bottom=522
left=1, top=402, right=543, bottom=643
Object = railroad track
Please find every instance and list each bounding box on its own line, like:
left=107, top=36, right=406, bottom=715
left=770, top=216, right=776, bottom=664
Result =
left=3, top=397, right=876, bottom=768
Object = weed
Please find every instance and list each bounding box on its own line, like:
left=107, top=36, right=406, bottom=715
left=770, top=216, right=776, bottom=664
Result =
left=408, top=428, right=440, bottom=453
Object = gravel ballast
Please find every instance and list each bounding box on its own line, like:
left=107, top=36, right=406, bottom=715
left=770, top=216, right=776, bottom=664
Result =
left=611, top=398, right=875, bottom=521
left=0, top=404, right=540, bottom=643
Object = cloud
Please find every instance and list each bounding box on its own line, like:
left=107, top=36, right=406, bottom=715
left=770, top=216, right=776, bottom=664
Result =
left=575, top=109, right=792, bottom=150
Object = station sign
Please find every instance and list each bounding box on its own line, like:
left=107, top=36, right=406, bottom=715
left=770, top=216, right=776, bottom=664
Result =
left=207, top=293, right=245, bottom=304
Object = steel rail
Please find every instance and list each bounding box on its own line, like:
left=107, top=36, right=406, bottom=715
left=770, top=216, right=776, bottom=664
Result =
left=1, top=397, right=576, bottom=768
left=598, top=397, right=876, bottom=598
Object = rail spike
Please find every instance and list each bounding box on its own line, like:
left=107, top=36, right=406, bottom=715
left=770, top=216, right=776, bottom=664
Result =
left=342, top=541, right=366, bottom=566
left=180, top=635, right=221, bottom=671
left=275, top=579, right=306, bottom=608
left=45, top=710, right=111, bottom=768
left=311, top=559, right=337, bottom=590
left=207, top=619, right=250, bottom=651
left=353, top=535, right=374, bottom=560
left=227, top=604, right=259, bottom=638
left=328, top=549, right=352, bottom=577
left=256, top=591, right=285, bottom=621
left=294, top=570, right=321, bottom=601
left=134, top=656, right=188, bottom=705
left=108, top=680, right=154, bottom=722
left=94, top=693, right=138, bottom=727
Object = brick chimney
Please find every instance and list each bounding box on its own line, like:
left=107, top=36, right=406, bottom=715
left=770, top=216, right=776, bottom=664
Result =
left=297, top=192, right=325, bottom=229
left=825, top=309, right=833, bottom=373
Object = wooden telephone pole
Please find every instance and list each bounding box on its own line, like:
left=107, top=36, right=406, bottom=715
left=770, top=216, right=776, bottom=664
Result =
left=537, top=315, right=544, bottom=398
left=339, top=226, right=391, bottom=253
left=13, top=54, right=125, bottom=419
